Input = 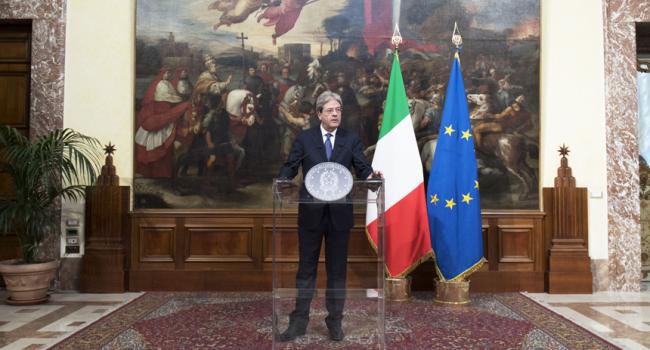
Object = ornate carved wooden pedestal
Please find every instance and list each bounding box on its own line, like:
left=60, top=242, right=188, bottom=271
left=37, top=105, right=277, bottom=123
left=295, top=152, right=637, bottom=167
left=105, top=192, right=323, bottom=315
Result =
left=544, top=146, right=592, bottom=294
left=80, top=145, right=130, bottom=292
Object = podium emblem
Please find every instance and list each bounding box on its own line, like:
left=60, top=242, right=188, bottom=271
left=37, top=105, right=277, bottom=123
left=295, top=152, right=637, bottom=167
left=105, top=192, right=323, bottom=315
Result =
left=305, top=162, right=353, bottom=201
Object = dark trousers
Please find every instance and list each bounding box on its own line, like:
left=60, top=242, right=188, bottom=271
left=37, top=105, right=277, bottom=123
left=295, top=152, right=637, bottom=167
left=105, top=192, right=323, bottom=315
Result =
left=291, top=206, right=350, bottom=325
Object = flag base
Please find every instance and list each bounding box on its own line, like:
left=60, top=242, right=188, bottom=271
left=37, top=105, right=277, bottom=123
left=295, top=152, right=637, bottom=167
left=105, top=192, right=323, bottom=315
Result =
left=386, top=277, right=411, bottom=301
left=434, top=279, right=470, bottom=305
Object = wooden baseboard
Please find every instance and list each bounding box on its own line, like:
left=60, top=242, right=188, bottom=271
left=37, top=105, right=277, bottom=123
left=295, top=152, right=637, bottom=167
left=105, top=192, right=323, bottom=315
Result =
left=547, top=272, right=593, bottom=294
left=80, top=250, right=126, bottom=293
left=129, top=267, right=546, bottom=292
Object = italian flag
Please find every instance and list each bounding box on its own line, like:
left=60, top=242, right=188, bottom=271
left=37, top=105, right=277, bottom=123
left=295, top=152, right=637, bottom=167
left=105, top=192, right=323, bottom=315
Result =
left=366, top=53, right=433, bottom=277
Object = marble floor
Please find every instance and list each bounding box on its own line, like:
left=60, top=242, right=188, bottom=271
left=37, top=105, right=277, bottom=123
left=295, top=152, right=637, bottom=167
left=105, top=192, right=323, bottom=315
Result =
left=526, top=289, right=650, bottom=350
left=0, top=290, right=649, bottom=349
left=0, top=291, right=142, bottom=350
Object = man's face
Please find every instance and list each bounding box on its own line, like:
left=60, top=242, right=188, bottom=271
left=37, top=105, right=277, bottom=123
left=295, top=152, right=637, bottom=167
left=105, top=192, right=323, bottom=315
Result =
left=208, top=62, right=217, bottom=73
left=358, top=75, right=367, bottom=85
left=281, top=68, right=289, bottom=78
left=318, top=99, right=342, bottom=131
left=248, top=67, right=256, bottom=76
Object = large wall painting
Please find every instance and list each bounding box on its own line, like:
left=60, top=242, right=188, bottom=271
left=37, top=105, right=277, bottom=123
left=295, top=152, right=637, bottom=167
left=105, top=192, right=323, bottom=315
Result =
left=134, top=0, right=540, bottom=209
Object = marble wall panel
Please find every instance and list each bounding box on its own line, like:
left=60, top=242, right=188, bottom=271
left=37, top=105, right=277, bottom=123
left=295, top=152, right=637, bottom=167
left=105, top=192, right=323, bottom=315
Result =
left=603, top=0, right=650, bottom=291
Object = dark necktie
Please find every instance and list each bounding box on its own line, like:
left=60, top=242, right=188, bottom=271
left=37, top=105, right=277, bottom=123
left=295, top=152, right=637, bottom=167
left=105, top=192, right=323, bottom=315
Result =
left=325, top=133, right=333, bottom=160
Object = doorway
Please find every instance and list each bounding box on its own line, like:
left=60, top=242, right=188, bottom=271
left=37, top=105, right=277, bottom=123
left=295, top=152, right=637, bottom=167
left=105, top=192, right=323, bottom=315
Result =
left=0, top=19, right=31, bottom=261
left=636, top=22, right=650, bottom=290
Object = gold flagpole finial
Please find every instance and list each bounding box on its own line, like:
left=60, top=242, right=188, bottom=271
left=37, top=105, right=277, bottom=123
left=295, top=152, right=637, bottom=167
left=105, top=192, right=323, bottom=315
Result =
left=391, top=24, right=403, bottom=50
left=452, top=21, right=462, bottom=49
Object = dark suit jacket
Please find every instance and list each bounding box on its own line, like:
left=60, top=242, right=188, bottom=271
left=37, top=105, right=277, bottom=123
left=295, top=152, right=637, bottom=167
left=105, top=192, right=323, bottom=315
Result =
left=278, top=125, right=373, bottom=231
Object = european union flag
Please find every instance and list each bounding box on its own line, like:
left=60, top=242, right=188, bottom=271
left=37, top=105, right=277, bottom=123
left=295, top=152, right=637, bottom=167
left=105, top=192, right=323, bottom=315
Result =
left=427, top=50, right=485, bottom=281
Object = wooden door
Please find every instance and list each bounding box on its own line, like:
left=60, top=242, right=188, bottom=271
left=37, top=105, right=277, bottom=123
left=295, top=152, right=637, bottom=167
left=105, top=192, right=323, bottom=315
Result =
left=0, top=20, right=31, bottom=261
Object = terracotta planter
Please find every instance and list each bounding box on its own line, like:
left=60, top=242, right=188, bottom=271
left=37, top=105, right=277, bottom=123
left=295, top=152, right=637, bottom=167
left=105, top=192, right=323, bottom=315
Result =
left=0, top=259, right=59, bottom=305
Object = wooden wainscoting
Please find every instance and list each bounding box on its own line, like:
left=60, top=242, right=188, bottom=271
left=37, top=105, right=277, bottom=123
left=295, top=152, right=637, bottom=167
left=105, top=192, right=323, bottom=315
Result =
left=470, top=210, right=547, bottom=292
left=129, top=210, right=379, bottom=291
left=410, top=210, right=546, bottom=292
left=129, top=210, right=546, bottom=292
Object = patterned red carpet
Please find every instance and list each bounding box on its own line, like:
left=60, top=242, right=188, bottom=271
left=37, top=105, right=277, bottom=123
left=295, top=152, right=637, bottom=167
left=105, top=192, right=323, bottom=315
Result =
left=50, top=292, right=619, bottom=349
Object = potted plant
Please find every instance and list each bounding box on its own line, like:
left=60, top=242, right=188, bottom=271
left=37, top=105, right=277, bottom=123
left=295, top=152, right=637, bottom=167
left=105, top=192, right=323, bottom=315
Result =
left=0, top=126, right=101, bottom=304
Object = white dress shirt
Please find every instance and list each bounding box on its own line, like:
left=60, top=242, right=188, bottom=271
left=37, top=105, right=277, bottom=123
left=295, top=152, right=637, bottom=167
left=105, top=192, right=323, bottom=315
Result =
left=320, top=125, right=337, bottom=148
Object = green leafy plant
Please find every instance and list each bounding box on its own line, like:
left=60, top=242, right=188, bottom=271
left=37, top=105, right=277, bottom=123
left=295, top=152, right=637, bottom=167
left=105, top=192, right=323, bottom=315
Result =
left=0, top=126, right=101, bottom=264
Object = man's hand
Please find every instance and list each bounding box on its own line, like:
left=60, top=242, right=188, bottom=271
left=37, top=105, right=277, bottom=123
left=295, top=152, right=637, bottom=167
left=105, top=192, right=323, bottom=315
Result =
left=366, top=170, right=384, bottom=192
left=275, top=178, right=296, bottom=190
left=367, top=170, right=384, bottom=179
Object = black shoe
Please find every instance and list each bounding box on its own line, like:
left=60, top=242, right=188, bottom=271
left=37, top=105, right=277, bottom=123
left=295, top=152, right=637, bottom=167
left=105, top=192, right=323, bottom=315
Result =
left=327, top=323, right=344, bottom=341
left=276, top=320, right=308, bottom=342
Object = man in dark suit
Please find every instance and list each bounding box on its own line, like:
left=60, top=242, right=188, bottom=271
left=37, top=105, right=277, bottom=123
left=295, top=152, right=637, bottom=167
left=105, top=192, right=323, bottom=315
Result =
left=277, top=91, right=382, bottom=342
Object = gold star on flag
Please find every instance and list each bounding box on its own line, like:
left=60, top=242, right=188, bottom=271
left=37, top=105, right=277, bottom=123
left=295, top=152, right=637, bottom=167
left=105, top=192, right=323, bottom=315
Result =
left=445, top=198, right=456, bottom=210
left=430, top=194, right=439, bottom=205
left=461, top=129, right=472, bottom=141
left=444, top=124, right=455, bottom=136
left=462, top=192, right=473, bottom=204
left=474, top=180, right=479, bottom=189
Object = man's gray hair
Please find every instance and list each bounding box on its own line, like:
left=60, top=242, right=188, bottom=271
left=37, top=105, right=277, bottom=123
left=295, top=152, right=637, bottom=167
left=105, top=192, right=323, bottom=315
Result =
left=316, top=91, right=342, bottom=113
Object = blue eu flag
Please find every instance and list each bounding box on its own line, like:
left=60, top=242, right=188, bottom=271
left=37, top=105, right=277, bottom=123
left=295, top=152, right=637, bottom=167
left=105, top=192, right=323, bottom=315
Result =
left=427, top=51, right=485, bottom=281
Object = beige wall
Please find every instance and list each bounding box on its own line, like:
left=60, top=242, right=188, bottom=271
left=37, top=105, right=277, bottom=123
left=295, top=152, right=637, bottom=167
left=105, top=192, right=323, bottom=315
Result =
left=63, top=0, right=609, bottom=258
left=63, top=0, right=135, bottom=189
left=540, top=0, right=607, bottom=259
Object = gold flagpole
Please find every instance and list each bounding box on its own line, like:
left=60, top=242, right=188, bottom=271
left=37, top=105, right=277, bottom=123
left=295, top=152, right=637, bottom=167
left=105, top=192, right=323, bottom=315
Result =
left=452, top=21, right=462, bottom=62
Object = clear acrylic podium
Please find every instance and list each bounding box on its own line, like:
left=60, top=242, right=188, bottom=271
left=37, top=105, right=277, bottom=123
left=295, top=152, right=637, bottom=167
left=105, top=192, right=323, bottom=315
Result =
left=272, top=179, right=385, bottom=349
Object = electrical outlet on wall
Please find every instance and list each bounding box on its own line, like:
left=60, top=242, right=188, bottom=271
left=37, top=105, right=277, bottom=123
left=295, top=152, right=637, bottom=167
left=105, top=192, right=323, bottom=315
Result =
left=60, top=198, right=85, bottom=258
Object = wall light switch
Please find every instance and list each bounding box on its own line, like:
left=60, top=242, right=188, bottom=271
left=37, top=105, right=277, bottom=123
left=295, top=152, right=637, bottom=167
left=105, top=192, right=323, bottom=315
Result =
left=590, top=189, right=603, bottom=198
